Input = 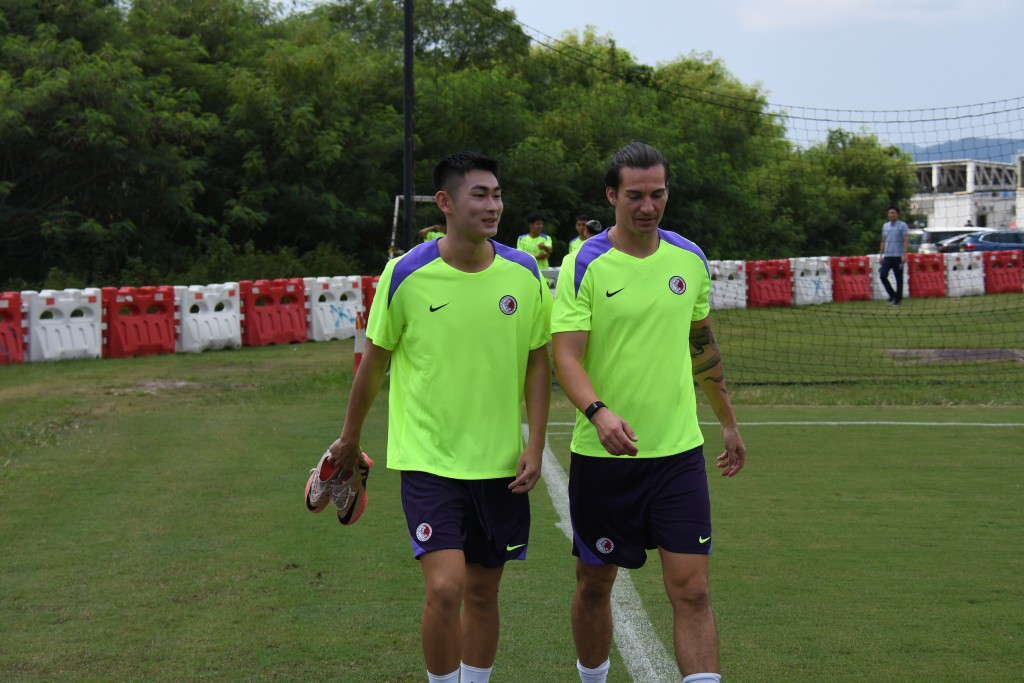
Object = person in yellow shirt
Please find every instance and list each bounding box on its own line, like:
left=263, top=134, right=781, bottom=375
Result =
left=516, top=213, right=553, bottom=269
left=569, top=218, right=603, bottom=254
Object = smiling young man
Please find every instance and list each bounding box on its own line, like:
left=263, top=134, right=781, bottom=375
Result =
left=328, top=151, right=551, bottom=683
left=551, top=142, right=746, bottom=683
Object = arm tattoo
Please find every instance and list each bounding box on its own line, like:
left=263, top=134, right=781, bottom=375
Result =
left=690, top=325, right=724, bottom=383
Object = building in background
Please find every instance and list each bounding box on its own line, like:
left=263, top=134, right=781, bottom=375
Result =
left=911, top=158, right=1018, bottom=228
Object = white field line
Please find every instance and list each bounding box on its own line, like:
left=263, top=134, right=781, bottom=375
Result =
left=526, top=426, right=679, bottom=682
left=533, top=417, right=1023, bottom=680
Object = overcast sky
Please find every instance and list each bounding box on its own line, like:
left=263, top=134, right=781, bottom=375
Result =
left=496, top=0, right=1023, bottom=113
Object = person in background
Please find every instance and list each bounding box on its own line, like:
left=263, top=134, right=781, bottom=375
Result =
left=329, top=151, right=552, bottom=683
left=878, top=206, right=909, bottom=306
left=419, top=218, right=447, bottom=242
left=516, top=212, right=553, bottom=270
left=551, top=141, right=746, bottom=683
left=567, top=214, right=589, bottom=254
left=568, top=217, right=604, bottom=254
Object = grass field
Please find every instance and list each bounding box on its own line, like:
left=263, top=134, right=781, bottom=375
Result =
left=1, top=341, right=1022, bottom=682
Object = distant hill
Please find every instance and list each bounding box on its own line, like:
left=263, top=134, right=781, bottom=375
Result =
left=900, top=137, right=1024, bottom=164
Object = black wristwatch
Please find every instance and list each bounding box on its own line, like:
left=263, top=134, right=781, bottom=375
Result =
left=584, top=401, right=606, bottom=420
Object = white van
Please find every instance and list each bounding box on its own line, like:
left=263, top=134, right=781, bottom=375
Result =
left=908, top=227, right=989, bottom=254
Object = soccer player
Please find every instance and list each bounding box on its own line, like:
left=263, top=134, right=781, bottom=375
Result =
left=516, top=212, right=553, bottom=269
left=551, top=142, right=746, bottom=683
left=567, top=214, right=589, bottom=254
left=328, top=151, right=552, bottom=683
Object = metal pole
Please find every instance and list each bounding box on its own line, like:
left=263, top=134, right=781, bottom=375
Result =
left=403, top=0, right=415, bottom=254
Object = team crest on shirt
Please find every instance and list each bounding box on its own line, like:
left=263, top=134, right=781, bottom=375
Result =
left=416, top=523, right=433, bottom=543
left=595, top=537, right=614, bottom=554
left=498, top=295, right=518, bottom=315
left=669, top=276, right=687, bottom=295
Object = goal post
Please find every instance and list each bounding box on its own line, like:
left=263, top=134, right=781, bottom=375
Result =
left=389, top=194, right=437, bottom=260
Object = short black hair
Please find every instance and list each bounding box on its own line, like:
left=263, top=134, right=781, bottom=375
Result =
left=888, top=205, right=900, bottom=213
left=432, top=151, right=499, bottom=194
left=576, top=214, right=589, bottom=222
left=604, top=141, right=670, bottom=190
left=526, top=212, right=544, bottom=223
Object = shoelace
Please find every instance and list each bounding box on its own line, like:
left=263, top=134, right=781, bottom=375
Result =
left=310, top=465, right=341, bottom=503
left=331, top=472, right=356, bottom=507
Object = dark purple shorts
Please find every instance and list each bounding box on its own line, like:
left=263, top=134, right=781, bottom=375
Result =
left=400, top=471, right=531, bottom=568
left=569, top=446, right=712, bottom=568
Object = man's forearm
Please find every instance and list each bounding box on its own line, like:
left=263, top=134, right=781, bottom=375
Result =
left=690, top=322, right=737, bottom=429
left=339, top=342, right=391, bottom=444
left=523, top=345, right=551, bottom=451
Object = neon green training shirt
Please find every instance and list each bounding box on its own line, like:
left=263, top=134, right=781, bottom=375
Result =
left=551, top=228, right=711, bottom=458
left=516, top=232, right=553, bottom=269
left=367, top=238, right=552, bottom=479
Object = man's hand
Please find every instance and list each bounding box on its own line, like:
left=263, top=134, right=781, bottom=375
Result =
left=716, top=426, right=745, bottom=477
left=508, top=448, right=542, bottom=493
left=591, top=409, right=639, bottom=456
left=327, top=439, right=370, bottom=490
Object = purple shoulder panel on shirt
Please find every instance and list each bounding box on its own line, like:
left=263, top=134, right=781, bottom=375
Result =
left=658, top=228, right=710, bottom=275
left=388, top=240, right=441, bottom=307
left=573, top=231, right=614, bottom=296
left=493, top=240, right=543, bottom=282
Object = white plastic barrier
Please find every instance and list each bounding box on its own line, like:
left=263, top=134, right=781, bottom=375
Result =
left=709, top=260, right=747, bottom=310
left=944, top=252, right=985, bottom=298
left=174, top=283, right=242, bottom=353
left=791, top=256, right=834, bottom=306
left=304, top=276, right=362, bottom=341
left=868, top=254, right=911, bottom=301
left=22, top=289, right=103, bottom=362
left=541, top=267, right=559, bottom=298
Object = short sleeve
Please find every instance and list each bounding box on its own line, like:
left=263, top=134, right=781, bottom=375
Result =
left=551, top=251, right=592, bottom=334
left=365, top=260, right=402, bottom=351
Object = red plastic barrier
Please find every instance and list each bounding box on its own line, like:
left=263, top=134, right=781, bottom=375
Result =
left=0, top=292, right=26, bottom=365
left=906, top=253, right=947, bottom=299
left=361, top=275, right=380, bottom=318
left=240, top=279, right=308, bottom=347
left=102, top=286, right=176, bottom=359
left=829, top=256, right=871, bottom=302
left=982, top=250, right=1023, bottom=294
left=746, top=259, right=793, bottom=308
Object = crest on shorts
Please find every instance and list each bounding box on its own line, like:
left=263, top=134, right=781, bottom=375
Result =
left=416, top=523, right=433, bottom=543
left=499, top=295, right=518, bottom=315
left=595, top=537, right=614, bottom=554
left=669, top=276, right=686, bottom=295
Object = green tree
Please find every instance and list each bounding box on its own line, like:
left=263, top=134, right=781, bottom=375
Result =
left=1, top=19, right=215, bottom=284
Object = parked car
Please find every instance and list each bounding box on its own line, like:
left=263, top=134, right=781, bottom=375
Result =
left=933, top=230, right=994, bottom=253
left=958, top=230, right=1024, bottom=252
left=911, top=227, right=983, bottom=254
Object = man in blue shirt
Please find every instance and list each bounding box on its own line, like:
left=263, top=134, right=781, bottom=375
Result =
left=878, top=206, right=909, bottom=306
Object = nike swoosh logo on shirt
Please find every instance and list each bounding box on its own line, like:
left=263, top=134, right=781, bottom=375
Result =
left=605, top=288, right=625, bottom=297
left=429, top=303, right=449, bottom=312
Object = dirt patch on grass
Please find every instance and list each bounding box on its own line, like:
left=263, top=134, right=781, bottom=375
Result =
left=886, top=349, right=1024, bottom=364
left=110, top=380, right=202, bottom=395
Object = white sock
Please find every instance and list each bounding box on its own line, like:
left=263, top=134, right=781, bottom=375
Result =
left=460, top=662, right=492, bottom=683
left=427, top=668, right=459, bottom=683
left=682, top=674, right=722, bottom=683
left=577, top=658, right=610, bottom=683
